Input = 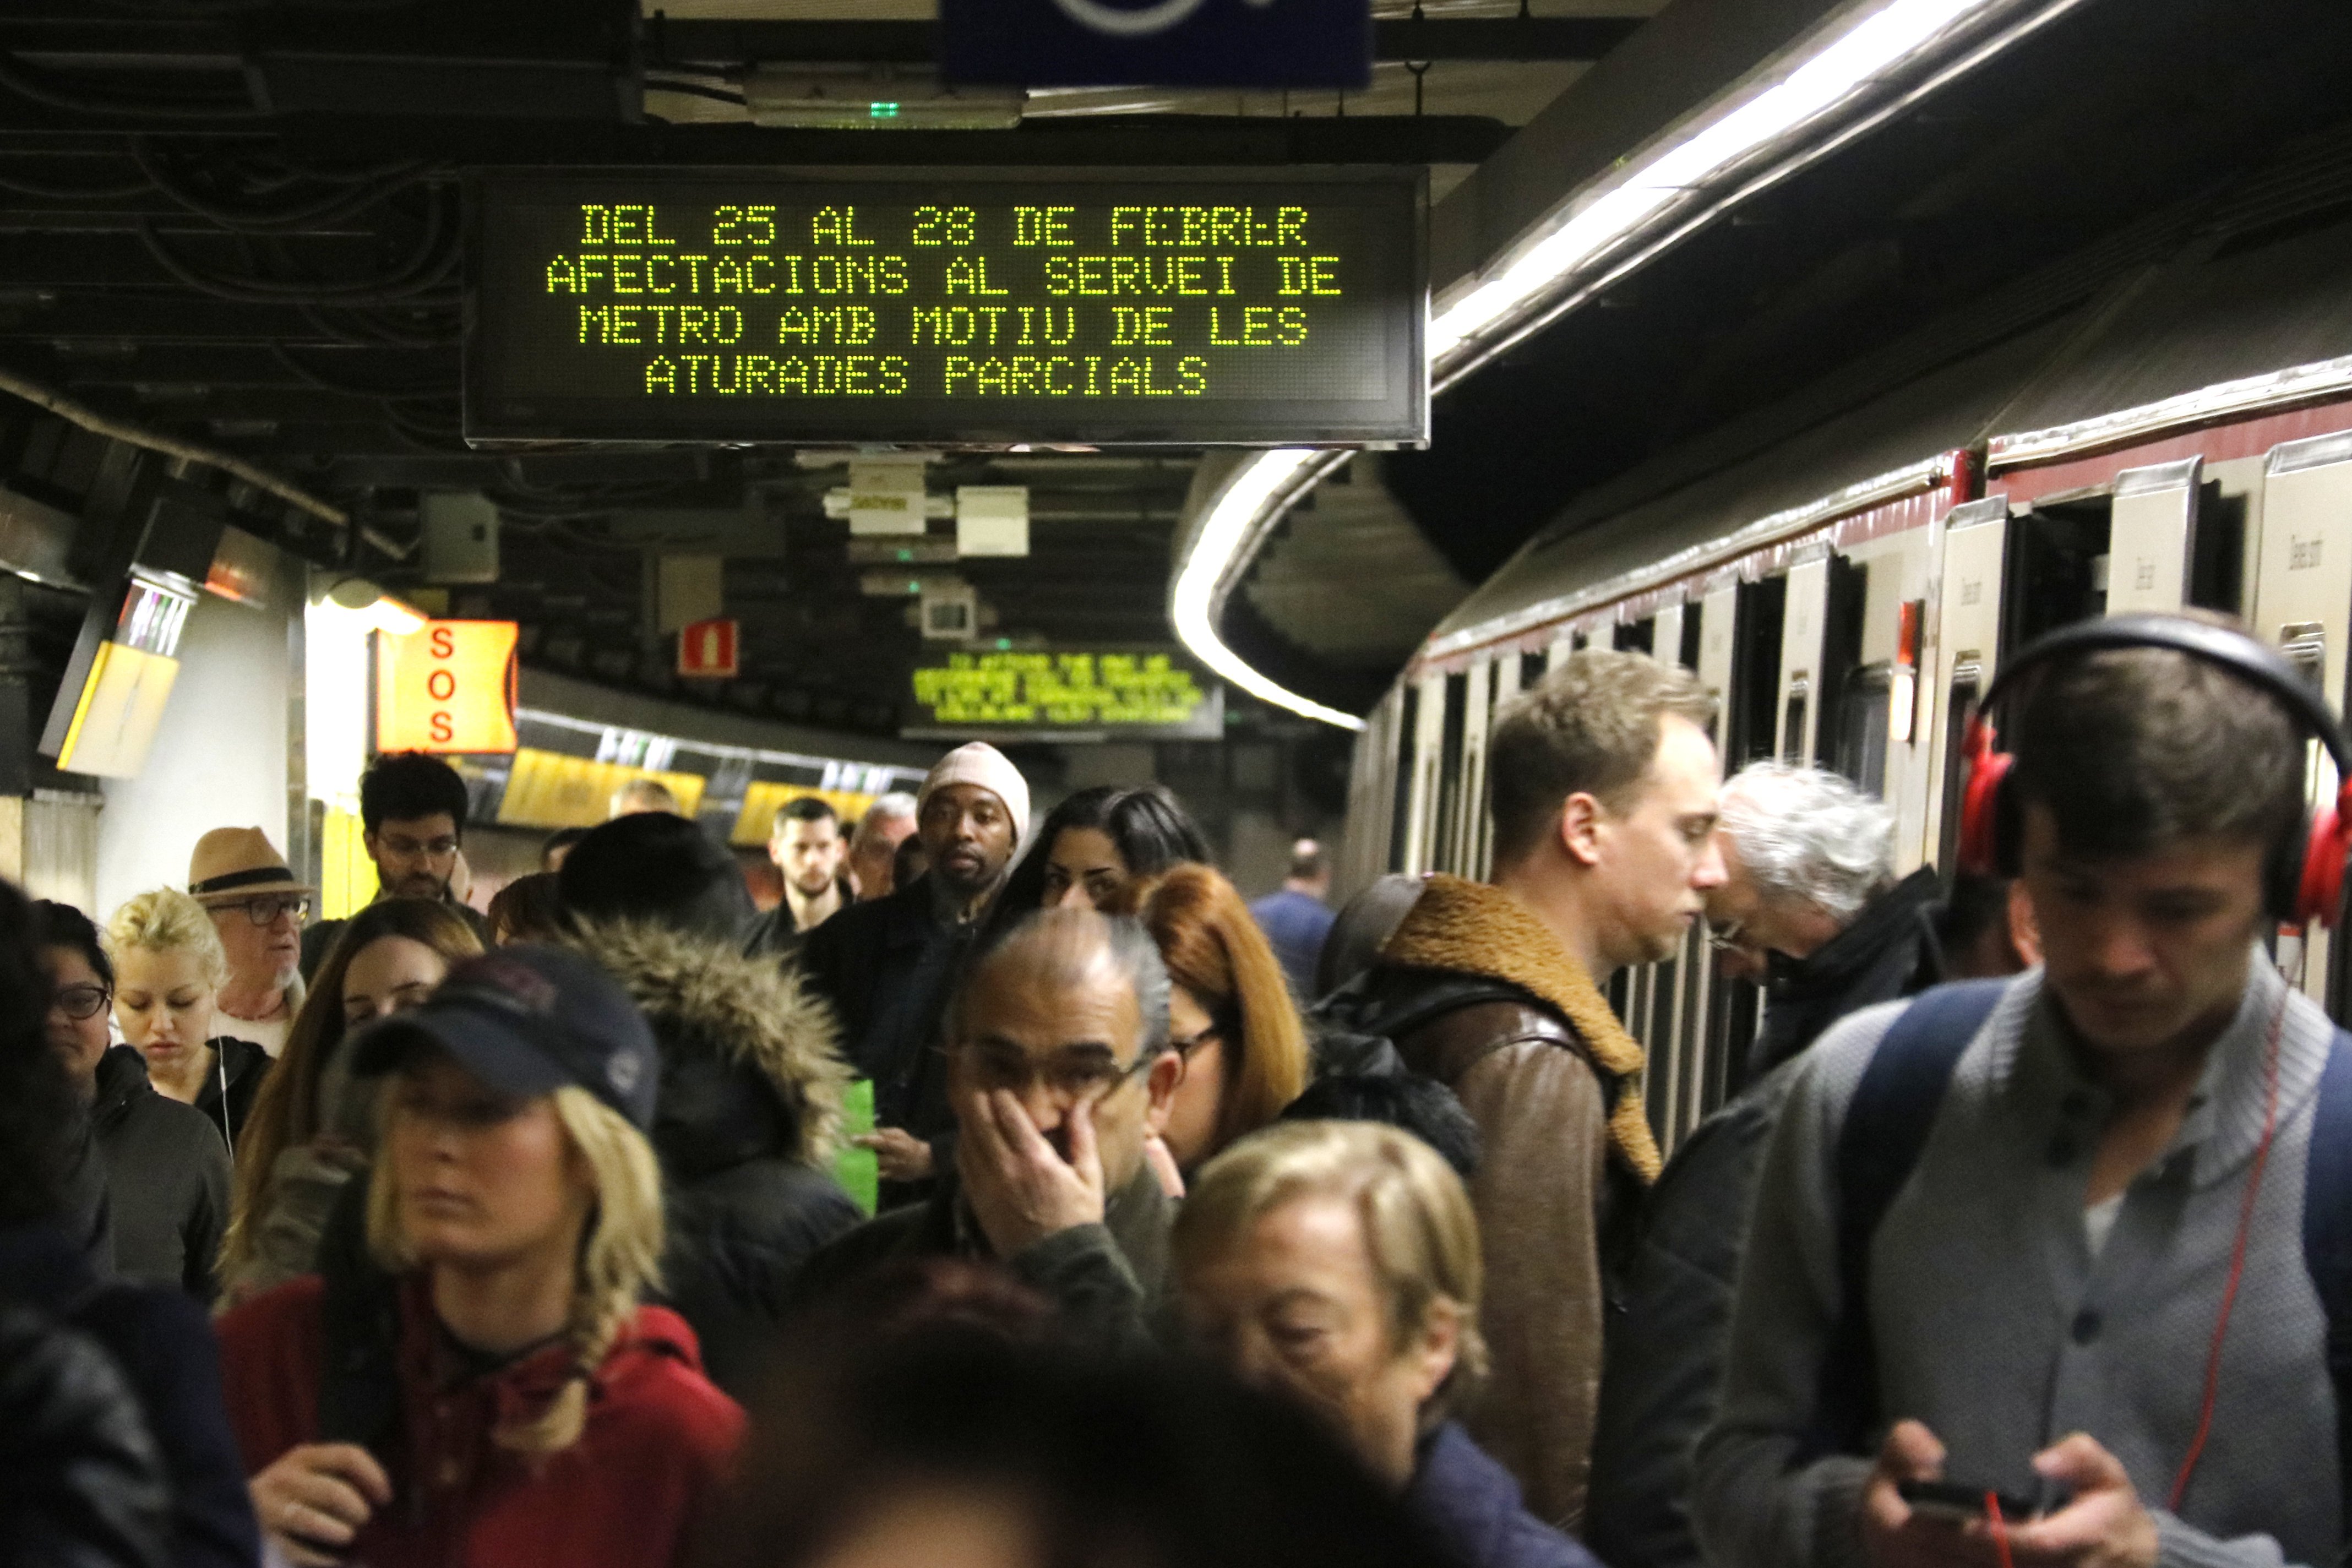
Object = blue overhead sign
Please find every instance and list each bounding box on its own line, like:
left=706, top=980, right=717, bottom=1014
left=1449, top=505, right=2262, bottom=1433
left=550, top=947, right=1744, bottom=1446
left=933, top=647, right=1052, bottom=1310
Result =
left=941, top=0, right=1371, bottom=89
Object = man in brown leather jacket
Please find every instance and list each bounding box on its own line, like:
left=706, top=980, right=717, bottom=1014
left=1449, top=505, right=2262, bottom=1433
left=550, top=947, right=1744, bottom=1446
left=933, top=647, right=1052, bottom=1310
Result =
left=1351, top=649, right=1725, bottom=1532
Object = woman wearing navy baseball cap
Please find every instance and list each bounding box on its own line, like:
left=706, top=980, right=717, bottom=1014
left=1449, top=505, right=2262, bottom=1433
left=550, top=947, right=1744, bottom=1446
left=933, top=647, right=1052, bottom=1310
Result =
left=214, top=944, right=743, bottom=1568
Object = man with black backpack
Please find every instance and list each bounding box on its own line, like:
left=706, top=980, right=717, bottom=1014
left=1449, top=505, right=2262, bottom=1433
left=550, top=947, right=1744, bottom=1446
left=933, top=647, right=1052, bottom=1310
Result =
left=1695, top=614, right=2352, bottom=1568
left=1321, top=648, right=1726, bottom=1532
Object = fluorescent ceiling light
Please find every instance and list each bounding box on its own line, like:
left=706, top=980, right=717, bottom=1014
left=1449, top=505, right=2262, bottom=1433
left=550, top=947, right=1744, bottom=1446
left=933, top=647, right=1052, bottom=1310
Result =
left=1172, top=0, right=2052, bottom=729
left=1172, top=450, right=1365, bottom=732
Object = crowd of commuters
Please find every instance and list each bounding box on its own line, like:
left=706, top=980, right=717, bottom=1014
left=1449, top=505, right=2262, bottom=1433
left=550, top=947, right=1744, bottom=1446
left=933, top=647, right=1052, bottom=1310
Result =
left=6, top=616, right=2349, bottom=1568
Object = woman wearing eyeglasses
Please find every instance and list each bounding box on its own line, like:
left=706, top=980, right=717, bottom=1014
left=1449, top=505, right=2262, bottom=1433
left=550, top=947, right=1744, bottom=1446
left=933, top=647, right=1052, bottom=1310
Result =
left=35, top=899, right=233, bottom=1299
left=1113, top=865, right=1311, bottom=1176
left=106, top=888, right=273, bottom=1155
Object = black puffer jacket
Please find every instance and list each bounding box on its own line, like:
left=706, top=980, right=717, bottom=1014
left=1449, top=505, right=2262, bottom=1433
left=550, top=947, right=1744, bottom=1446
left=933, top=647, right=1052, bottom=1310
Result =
left=1585, top=868, right=1944, bottom=1568
left=565, top=920, right=863, bottom=1397
left=87, top=1048, right=229, bottom=1300
left=0, top=1297, right=171, bottom=1568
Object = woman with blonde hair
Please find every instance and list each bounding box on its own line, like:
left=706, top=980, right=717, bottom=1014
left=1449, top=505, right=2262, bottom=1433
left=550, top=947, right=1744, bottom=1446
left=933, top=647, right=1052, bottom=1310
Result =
left=107, top=887, right=271, bottom=1151
left=219, top=898, right=483, bottom=1303
left=215, top=946, right=743, bottom=1568
left=1173, top=1120, right=1597, bottom=1568
left=1112, top=864, right=1310, bottom=1172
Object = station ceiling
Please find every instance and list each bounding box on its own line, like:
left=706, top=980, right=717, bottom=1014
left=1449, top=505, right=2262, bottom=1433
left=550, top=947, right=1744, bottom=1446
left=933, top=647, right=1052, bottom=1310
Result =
left=8, top=0, right=2344, bottom=736
left=0, top=0, right=1669, bottom=739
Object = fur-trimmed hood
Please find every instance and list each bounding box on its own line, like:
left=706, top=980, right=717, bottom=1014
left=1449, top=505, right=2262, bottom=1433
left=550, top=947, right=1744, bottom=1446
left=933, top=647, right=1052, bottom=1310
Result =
left=1380, top=875, right=1663, bottom=1182
left=562, top=918, right=852, bottom=1174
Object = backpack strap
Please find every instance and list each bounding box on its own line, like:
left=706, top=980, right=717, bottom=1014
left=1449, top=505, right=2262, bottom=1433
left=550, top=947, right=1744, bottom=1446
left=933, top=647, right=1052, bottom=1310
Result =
left=2299, top=1028, right=2352, bottom=1528
left=1800, top=978, right=2010, bottom=1461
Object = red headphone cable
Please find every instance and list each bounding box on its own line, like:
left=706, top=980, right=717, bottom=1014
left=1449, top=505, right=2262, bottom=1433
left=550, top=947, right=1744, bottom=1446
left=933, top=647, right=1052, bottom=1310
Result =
left=1986, top=1493, right=2015, bottom=1568
left=2165, top=990, right=2287, bottom=1513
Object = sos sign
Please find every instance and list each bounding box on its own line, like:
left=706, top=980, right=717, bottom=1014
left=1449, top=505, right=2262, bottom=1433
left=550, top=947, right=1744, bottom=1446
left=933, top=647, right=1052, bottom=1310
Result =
left=375, top=620, right=520, bottom=755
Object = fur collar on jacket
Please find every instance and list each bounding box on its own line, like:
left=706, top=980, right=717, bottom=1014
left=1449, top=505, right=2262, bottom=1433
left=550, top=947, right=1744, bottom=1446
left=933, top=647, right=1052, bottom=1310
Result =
left=1379, top=874, right=1663, bottom=1182
left=562, top=919, right=851, bottom=1168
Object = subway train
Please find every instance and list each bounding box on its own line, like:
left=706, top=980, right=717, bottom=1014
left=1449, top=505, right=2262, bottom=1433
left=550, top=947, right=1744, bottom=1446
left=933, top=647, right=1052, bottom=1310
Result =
left=1338, top=190, right=2352, bottom=1158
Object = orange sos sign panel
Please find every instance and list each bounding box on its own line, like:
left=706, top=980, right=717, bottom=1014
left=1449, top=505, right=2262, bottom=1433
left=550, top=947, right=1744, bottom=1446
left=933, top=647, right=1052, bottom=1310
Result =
left=375, top=620, right=520, bottom=754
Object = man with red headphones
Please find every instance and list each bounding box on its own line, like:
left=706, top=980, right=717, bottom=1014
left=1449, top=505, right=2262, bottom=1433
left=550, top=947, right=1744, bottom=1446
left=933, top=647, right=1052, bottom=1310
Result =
left=1690, top=612, right=2352, bottom=1568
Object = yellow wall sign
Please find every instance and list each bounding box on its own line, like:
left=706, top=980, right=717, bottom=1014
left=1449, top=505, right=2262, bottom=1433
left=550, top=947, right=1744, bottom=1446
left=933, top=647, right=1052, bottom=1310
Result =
left=494, top=747, right=707, bottom=830
left=375, top=621, right=519, bottom=755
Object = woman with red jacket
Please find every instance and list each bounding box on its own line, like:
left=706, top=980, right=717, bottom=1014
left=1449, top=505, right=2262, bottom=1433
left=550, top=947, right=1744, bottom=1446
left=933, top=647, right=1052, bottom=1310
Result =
left=215, top=946, right=743, bottom=1568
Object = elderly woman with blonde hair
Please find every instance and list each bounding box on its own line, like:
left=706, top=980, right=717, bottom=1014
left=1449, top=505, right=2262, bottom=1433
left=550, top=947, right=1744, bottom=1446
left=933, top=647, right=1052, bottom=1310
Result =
left=107, top=886, right=273, bottom=1151
left=1174, top=1120, right=1602, bottom=1568
left=215, top=947, right=742, bottom=1568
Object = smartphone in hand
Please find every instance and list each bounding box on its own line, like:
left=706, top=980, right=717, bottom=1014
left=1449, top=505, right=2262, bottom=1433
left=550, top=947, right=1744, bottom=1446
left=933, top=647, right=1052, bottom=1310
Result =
left=1898, top=1478, right=2071, bottom=1524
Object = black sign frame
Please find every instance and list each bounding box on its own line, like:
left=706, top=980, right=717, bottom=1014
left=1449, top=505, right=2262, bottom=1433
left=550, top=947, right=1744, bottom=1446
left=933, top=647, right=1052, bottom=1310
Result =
left=462, top=165, right=1427, bottom=449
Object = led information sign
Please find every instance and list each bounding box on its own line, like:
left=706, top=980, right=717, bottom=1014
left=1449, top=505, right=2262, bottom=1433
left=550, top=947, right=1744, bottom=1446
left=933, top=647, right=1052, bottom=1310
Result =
left=906, top=647, right=1222, bottom=739
left=465, top=169, right=1426, bottom=446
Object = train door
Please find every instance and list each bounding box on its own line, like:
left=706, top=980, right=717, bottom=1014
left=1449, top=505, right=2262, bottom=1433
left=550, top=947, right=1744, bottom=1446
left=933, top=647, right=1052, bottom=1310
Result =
left=1477, top=651, right=1528, bottom=879
left=2251, top=431, right=2352, bottom=1012
left=1697, top=582, right=1738, bottom=743
left=2105, top=459, right=2202, bottom=615
left=1399, top=671, right=1446, bottom=873
left=1450, top=660, right=1493, bottom=878
left=1373, top=686, right=1411, bottom=884
left=1777, top=554, right=1829, bottom=763
left=1653, top=595, right=1718, bottom=1148
left=1923, top=497, right=2009, bottom=870
left=1833, top=533, right=1932, bottom=853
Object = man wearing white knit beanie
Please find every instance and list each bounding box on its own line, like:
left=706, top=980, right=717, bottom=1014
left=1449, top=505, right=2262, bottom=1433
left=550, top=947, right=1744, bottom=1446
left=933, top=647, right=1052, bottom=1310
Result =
left=802, top=740, right=1033, bottom=1195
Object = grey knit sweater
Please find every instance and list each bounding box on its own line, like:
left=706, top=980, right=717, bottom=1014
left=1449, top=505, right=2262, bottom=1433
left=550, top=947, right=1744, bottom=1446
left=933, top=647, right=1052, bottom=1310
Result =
left=1693, top=956, right=2343, bottom=1568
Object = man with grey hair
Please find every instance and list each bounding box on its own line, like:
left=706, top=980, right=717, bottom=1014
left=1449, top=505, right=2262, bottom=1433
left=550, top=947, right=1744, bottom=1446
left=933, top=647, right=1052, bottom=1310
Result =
left=847, top=791, right=921, bottom=902
left=1708, top=761, right=1945, bottom=1074
left=794, top=906, right=1184, bottom=1354
left=1587, top=762, right=1942, bottom=1568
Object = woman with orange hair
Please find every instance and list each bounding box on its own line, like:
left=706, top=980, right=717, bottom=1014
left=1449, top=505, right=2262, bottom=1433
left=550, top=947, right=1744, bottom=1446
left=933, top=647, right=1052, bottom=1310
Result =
left=1114, top=864, right=1311, bottom=1172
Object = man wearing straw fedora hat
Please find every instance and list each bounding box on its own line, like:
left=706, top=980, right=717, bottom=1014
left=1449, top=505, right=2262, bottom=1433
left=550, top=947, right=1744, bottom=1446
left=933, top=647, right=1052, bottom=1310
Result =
left=188, top=827, right=311, bottom=1059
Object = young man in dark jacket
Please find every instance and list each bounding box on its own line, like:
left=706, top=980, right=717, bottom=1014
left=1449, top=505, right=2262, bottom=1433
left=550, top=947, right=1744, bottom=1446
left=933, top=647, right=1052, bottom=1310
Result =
left=1696, top=617, right=2352, bottom=1568
left=1342, top=649, right=1726, bottom=1531
left=796, top=908, right=1183, bottom=1356
left=801, top=742, right=1030, bottom=1193
left=1588, top=763, right=1941, bottom=1568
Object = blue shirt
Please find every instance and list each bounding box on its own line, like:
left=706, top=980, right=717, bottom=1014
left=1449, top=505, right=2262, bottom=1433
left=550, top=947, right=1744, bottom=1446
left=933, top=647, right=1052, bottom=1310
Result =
left=1250, top=887, right=1336, bottom=997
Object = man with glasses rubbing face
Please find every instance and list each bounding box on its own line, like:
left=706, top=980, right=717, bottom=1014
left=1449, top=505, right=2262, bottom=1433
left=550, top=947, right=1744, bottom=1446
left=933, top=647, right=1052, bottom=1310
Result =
left=301, top=751, right=492, bottom=979
left=796, top=907, right=1185, bottom=1353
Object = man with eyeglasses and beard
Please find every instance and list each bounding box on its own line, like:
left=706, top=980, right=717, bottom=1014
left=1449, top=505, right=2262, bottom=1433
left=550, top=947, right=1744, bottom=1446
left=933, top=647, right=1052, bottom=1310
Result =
left=794, top=908, right=1185, bottom=1354
left=301, top=752, right=492, bottom=979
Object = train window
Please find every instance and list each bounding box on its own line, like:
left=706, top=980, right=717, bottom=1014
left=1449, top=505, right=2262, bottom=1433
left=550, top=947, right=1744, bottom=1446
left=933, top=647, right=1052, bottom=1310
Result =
left=2190, top=481, right=2246, bottom=613
left=1614, top=618, right=1655, bottom=654
left=1521, top=650, right=1548, bottom=691
left=2004, top=499, right=2111, bottom=653
left=1388, top=683, right=1418, bottom=873
left=1680, top=602, right=1703, bottom=668
left=1728, top=575, right=1787, bottom=766
left=1833, top=662, right=1894, bottom=796
left=1935, top=657, right=1984, bottom=872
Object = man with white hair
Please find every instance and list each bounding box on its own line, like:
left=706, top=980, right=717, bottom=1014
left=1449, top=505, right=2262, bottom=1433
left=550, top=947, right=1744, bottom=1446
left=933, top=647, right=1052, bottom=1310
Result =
left=803, top=743, right=1032, bottom=1195
left=847, top=791, right=921, bottom=902
left=1586, top=761, right=1943, bottom=1568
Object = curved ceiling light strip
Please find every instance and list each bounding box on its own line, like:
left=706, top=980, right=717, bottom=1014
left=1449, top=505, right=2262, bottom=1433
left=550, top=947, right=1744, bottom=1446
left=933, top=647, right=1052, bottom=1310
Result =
left=1173, top=0, right=2087, bottom=728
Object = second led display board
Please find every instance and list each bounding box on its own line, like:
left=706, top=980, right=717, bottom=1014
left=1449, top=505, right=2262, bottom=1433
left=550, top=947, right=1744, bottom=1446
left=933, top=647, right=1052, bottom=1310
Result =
left=465, top=168, right=1426, bottom=446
